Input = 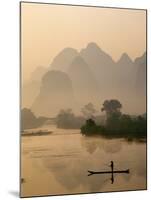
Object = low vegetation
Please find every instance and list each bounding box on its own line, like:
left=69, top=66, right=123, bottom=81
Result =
left=21, top=108, right=48, bottom=130
left=81, top=100, right=146, bottom=140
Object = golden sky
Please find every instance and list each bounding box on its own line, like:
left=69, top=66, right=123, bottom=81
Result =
left=21, top=2, right=146, bottom=81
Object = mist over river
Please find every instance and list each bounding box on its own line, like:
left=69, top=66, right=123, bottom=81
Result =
left=21, top=124, right=146, bottom=197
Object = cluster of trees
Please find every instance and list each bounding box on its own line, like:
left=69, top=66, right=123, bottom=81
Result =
left=21, top=108, right=48, bottom=130
left=55, top=103, right=105, bottom=129
left=56, top=109, right=85, bottom=129
left=81, top=99, right=147, bottom=140
left=81, top=103, right=97, bottom=118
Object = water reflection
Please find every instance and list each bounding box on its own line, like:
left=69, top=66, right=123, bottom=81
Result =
left=81, top=136, right=123, bottom=154
left=21, top=126, right=146, bottom=197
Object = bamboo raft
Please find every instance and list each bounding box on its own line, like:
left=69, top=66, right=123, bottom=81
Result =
left=88, top=169, right=129, bottom=176
left=88, top=161, right=130, bottom=183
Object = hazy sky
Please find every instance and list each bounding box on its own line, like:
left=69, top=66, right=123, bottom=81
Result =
left=21, top=2, right=146, bottom=81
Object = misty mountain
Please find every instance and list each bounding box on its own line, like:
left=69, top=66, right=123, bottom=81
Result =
left=22, top=66, right=47, bottom=108
left=31, top=70, right=75, bottom=117
left=30, top=66, right=47, bottom=81
left=115, top=53, right=135, bottom=92
left=80, top=42, right=115, bottom=70
left=80, top=42, right=116, bottom=91
left=135, top=52, right=146, bottom=96
left=50, top=48, right=78, bottom=72
left=22, top=80, right=40, bottom=108
left=22, top=42, right=146, bottom=116
left=115, top=52, right=146, bottom=97
left=114, top=52, right=146, bottom=114
left=67, top=56, right=99, bottom=106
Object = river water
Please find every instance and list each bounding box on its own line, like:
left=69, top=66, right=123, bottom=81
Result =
left=21, top=125, right=146, bottom=197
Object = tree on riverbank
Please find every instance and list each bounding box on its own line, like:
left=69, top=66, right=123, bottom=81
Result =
left=21, top=108, right=48, bottom=130
left=81, top=99, right=146, bottom=139
left=101, top=99, right=122, bottom=118
left=81, top=103, right=97, bottom=119
left=56, top=109, right=85, bottom=129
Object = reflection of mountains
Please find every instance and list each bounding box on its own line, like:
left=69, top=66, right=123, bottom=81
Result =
left=26, top=134, right=146, bottom=192
left=23, top=42, right=146, bottom=116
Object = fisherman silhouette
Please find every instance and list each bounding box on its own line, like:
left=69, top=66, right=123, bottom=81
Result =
left=110, top=161, right=114, bottom=171
left=110, top=161, right=114, bottom=184
left=87, top=160, right=130, bottom=184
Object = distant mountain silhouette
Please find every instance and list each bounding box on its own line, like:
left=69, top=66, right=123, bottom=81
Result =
left=22, top=80, right=40, bottom=108
left=80, top=43, right=114, bottom=69
left=22, top=66, right=47, bottom=108
left=22, top=42, right=146, bottom=116
left=31, top=70, right=75, bottom=117
left=30, top=66, right=47, bottom=81
left=118, top=53, right=133, bottom=64
left=135, top=52, right=146, bottom=96
left=50, top=48, right=78, bottom=72
left=115, top=53, right=135, bottom=91
left=67, top=56, right=99, bottom=106
left=80, top=42, right=115, bottom=91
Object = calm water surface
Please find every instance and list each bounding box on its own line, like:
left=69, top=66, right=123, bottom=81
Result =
left=21, top=125, right=146, bottom=197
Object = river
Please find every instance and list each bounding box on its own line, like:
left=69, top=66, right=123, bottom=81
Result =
left=21, top=124, right=146, bottom=197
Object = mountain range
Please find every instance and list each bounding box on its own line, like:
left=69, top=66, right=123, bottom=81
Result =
left=22, top=42, right=146, bottom=117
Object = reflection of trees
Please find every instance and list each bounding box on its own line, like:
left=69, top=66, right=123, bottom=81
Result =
left=41, top=145, right=146, bottom=193
left=81, top=137, right=122, bottom=154
left=102, top=140, right=122, bottom=154
left=31, top=135, right=146, bottom=193
left=81, top=138, right=98, bottom=154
